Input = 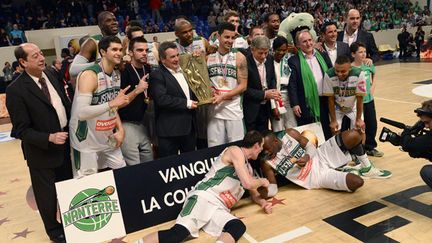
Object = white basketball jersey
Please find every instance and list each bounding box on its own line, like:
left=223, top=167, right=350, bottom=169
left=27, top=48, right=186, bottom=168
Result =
left=207, top=49, right=243, bottom=120
left=193, top=148, right=251, bottom=209
left=70, top=64, right=120, bottom=152
left=176, top=36, right=206, bottom=54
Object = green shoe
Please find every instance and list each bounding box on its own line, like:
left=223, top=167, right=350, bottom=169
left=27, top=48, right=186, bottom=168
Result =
left=359, top=165, right=392, bottom=179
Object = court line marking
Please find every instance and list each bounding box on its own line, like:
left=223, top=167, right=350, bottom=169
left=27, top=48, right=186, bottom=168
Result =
left=244, top=226, right=312, bottom=243
left=243, top=232, right=259, bottom=243
left=374, top=97, right=419, bottom=105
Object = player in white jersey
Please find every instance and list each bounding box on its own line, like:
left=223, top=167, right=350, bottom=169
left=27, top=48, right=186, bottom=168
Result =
left=209, top=34, right=249, bottom=50
left=175, top=20, right=211, bottom=55
left=69, top=36, right=130, bottom=177
left=69, top=11, right=119, bottom=77
left=141, top=131, right=272, bottom=243
left=261, top=127, right=392, bottom=197
left=207, top=22, right=248, bottom=147
left=209, top=10, right=249, bottom=50
left=323, top=55, right=366, bottom=134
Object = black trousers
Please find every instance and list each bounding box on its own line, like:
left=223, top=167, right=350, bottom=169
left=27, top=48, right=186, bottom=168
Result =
left=400, top=44, right=407, bottom=58
left=245, top=104, right=271, bottom=133
left=28, top=149, right=72, bottom=239
left=363, top=100, right=378, bottom=151
left=158, top=130, right=196, bottom=158
left=416, top=42, right=422, bottom=57
left=420, top=165, right=432, bottom=189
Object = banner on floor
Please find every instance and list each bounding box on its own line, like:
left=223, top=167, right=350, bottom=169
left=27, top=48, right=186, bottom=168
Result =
left=114, top=142, right=233, bottom=233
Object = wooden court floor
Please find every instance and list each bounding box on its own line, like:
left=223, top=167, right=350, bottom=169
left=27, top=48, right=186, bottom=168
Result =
left=0, top=62, right=432, bottom=243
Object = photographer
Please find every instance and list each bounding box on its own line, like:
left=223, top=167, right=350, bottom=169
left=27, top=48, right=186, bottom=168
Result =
left=401, top=100, right=432, bottom=188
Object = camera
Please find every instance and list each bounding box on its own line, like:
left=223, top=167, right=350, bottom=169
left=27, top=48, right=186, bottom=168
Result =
left=379, top=117, right=425, bottom=146
left=379, top=127, right=402, bottom=146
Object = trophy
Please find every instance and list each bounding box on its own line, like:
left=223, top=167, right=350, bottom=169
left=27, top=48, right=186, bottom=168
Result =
left=179, top=53, right=213, bottom=105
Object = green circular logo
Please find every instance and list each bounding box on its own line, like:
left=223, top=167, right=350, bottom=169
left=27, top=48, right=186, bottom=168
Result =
left=68, top=187, right=115, bottom=232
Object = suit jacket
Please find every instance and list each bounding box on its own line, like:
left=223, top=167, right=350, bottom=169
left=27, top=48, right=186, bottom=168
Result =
left=287, top=50, right=332, bottom=122
left=243, top=53, right=276, bottom=124
left=6, top=70, right=71, bottom=168
left=337, top=29, right=380, bottom=63
left=323, top=41, right=351, bottom=61
left=149, top=65, right=196, bottom=137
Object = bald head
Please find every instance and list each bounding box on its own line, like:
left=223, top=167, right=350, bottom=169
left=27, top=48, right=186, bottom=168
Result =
left=175, top=20, right=194, bottom=46
left=346, top=9, right=361, bottom=33
left=15, top=43, right=46, bottom=76
left=174, top=20, right=192, bottom=32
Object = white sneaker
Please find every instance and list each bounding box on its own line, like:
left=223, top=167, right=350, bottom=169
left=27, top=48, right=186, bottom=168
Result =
left=359, top=165, right=392, bottom=179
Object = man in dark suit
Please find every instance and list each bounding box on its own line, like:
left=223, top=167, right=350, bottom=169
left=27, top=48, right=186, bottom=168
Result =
left=6, top=43, right=72, bottom=243
left=337, top=9, right=380, bottom=63
left=149, top=41, right=198, bottom=158
left=45, top=59, right=62, bottom=80
left=321, top=21, right=351, bottom=66
left=288, top=30, right=333, bottom=139
left=244, top=36, right=280, bottom=132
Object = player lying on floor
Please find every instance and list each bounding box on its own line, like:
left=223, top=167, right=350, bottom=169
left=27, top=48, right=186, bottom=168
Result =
left=140, top=131, right=272, bottom=243
left=260, top=128, right=392, bottom=197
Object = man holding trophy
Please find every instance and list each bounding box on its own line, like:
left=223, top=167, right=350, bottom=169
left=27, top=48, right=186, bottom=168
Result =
left=174, top=19, right=214, bottom=149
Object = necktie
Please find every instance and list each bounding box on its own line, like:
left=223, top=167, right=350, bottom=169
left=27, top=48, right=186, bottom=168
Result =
left=39, top=77, right=51, bottom=103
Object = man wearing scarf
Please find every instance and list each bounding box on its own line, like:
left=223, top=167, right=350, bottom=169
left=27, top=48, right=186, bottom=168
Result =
left=288, top=29, right=333, bottom=139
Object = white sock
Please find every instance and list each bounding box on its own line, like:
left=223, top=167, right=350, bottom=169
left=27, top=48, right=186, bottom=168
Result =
left=357, top=154, right=372, bottom=168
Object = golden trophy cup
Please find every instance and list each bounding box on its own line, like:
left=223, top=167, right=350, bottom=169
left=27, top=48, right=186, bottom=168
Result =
left=179, top=53, right=213, bottom=105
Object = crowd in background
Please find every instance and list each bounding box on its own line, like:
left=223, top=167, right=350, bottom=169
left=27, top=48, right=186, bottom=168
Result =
left=1, top=0, right=431, bottom=47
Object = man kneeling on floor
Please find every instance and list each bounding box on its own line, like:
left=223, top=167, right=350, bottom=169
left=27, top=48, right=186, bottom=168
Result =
left=260, top=128, right=392, bottom=197
left=141, top=131, right=272, bottom=243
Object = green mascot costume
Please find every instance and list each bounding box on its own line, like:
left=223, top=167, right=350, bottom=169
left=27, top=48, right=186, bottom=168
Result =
left=277, top=12, right=317, bottom=44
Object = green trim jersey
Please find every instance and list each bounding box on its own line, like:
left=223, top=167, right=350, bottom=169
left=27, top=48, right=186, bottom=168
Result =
left=192, top=147, right=252, bottom=209
left=359, top=64, right=375, bottom=104
left=210, top=35, right=249, bottom=49
left=70, top=64, right=121, bottom=152
left=207, top=49, right=243, bottom=120
left=267, top=134, right=352, bottom=190
left=266, top=133, right=315, bottom=189
left=322, top=67, right=366, bottom=112
left=176, top=36, right=206, bottom=55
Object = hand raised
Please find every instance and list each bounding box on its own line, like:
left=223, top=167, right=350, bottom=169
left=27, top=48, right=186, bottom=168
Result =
left=135, top=74, right=149, bottom=93
left=109, top=86, right=131, bottom=108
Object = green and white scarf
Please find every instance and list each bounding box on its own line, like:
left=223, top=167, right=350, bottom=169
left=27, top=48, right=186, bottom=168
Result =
left=298, top=50, right=329, bottom=121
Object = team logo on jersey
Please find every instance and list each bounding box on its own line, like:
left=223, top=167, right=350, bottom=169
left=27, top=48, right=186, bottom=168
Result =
left=61, top=186, right=121, bottom=232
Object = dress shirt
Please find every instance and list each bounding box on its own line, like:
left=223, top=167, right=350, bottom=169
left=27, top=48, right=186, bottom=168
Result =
left=164, top=65, right=193, bottom=108
left=324, top=42, right=338, bottom=66
left=29, top=72, right=68, bottom=129
left=302, top=50, right=325, bottom=95
left=343, top=29, right=358, bottom=46
left=254, top=57, right=268, bottom=103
